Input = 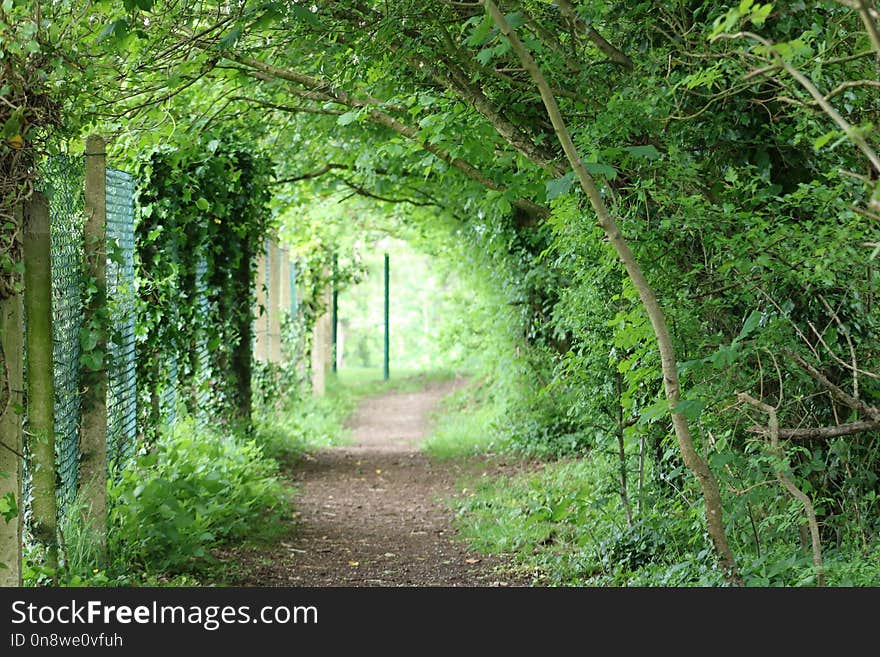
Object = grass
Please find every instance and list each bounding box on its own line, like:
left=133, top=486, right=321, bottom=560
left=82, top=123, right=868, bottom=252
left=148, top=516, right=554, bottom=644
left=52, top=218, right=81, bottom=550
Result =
left=424, top=387, right=880, bottom=586
left=257, top=366, right=461, bottom=462
left=421, top=381, right=497, bottom=459
left=335, top=365, right=460, bottom=391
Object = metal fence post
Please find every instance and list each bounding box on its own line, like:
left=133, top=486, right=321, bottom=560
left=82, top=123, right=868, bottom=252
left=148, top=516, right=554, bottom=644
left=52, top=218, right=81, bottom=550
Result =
left=332, top=253, right=338, bottom=374
left=383, top=252, right=390, bottom=382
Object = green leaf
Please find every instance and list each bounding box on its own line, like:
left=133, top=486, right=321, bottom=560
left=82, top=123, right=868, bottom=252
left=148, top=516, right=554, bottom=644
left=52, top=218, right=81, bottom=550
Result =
left=505, top=12, right=526, bottom=30
left=476, top=48, right=495, bottom=65
left=584, top=162, right=617, bottom=179
left=736, top=309, right=762, bottom=342
left=0, top=492, right=18, bottom=522
left=624, top=145, right=661, bottom=160
left=2, top=113, right=22, bottom=138
left=217, top=25, right=243, bottom=50
left=97, top=19, right=129, bottom=44
left=546, top=172, right=575, bottom=200
left=467, top=15, right=494, bottom=47
left=812, top=130, right=837, bottom=152
left=750, top=3, right=773, bottom=26
left=638, top=399, right=670, bottom=425
left=81, top=351, right=104, bottom=372
left=673, top=399, right=707, bottom=420
left=79, top=326, right=99, bottom=352
left=290, top=4, right=323, bottom=28
left=337, top=111, right=359, bottom=126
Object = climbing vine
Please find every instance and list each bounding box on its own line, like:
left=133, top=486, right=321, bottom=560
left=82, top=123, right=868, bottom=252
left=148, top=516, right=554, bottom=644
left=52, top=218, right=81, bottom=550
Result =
left=133, top=135, right=274, bottom=432
left=0, top=5, right=62, bottom=299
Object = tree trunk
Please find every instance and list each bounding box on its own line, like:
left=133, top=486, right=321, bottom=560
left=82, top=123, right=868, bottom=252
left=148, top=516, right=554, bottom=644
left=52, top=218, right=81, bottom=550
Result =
left=484, top=0, right=740, bottom=584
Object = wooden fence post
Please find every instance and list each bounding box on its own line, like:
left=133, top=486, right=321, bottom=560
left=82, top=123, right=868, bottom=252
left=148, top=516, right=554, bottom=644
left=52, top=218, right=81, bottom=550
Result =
left=0, top=207, right=25, bottom=586
left=23, top=192, right=58, bottom=573
left=80, top=134, right=108, bottom=562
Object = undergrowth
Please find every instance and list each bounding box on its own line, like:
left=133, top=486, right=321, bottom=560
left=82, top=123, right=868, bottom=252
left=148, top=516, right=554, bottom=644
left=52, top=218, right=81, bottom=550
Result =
left=23, top=367, right=458, bottom=586
left=429, top=380, right=880, bottom=587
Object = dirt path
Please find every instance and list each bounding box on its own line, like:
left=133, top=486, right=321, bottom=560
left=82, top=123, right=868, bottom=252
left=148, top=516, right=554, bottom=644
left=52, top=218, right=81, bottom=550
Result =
left=223, top=378, right=519, bottom=586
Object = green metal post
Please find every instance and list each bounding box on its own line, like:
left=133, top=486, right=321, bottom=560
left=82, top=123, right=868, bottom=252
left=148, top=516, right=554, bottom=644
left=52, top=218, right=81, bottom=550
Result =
left=383, top=252, right=389, bottom=381
left=331, top=254, right=338, bottom=373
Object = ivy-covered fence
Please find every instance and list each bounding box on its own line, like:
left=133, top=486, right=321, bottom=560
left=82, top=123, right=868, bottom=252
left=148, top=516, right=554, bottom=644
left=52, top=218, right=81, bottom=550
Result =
left=0, top=135, right=278, bottom=584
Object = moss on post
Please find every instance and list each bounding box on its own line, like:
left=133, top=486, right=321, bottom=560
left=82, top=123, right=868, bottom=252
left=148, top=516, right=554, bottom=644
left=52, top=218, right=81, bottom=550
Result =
left=0, top=205, right=25, bottom=584
left=23, top=192, right=58, bottom=574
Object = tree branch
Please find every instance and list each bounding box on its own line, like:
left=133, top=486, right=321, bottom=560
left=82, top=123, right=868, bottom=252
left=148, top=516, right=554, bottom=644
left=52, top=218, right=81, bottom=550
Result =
left=484, top=0, right=739, bottom=584
left=274, top=163, right=352, bottom=184
left=555, top=0, right=634, bottom=69
left=229, top=96, right=344, bottom=116
left=339, top=179, right=438, bottom=208
left=748, top=420, right=880, bottom=440
left=784, top=350, right=880, bottom=421
left=737, top=392, right=825, bottom=586
left=222, top=51, right=550, bottom=221
left=714, top=31, right=880, bottom=175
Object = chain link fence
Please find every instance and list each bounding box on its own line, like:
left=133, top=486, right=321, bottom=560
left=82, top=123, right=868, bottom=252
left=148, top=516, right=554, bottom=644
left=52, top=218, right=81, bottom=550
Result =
left=42, top=156, right=86, bottom=517
left=25, top=159, right=139, bottom=519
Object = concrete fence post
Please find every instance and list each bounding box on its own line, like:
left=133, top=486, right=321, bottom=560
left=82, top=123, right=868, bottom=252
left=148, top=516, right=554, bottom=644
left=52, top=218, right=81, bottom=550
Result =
left=268, top=240, right=282, bottom=363
left=24, top=192, right=58, bottom=573
left=253, top=240, right=268, bottom=363
left=0, top=207, right=25, bottom=585
left=80, top=134, right=108, bottom=562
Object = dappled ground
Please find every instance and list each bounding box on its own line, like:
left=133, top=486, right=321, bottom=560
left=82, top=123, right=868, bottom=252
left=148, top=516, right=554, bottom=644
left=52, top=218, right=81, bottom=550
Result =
left=219, top=378, right=528, bottom=586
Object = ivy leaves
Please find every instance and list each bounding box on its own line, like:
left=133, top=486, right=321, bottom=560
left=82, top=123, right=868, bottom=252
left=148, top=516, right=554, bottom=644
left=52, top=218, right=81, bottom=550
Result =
left=134, top=135, right=275, bottom=424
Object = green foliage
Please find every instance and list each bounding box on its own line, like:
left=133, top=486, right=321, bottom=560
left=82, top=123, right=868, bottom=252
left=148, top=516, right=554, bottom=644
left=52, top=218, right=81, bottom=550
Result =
left=107, top=415, right=285, bottom=575
left=133, top=134, right=275, bottom=429
left=17, top=0, right=880, bottom=586
left=253, top=378, right=355, bottom=462
left=0, top=3, right=63, bottom=298
left=422, top=380, right=497, bottom=460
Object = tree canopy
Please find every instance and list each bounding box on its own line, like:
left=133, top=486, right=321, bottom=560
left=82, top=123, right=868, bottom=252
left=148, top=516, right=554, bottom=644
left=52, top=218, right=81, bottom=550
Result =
left=3, top=0, right=880, bottom=585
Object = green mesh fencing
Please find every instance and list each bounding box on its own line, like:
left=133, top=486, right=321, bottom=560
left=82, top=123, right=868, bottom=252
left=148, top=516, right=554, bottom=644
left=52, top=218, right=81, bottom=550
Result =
left=194, top=255, right=212, bottom=422
left=106, top=168, right=137, bottom=470
left=26, top=158, right=139, bottom=519
left=290, top=259, right=297, bottom=316
left=43, top=156, right=86, bottom=516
